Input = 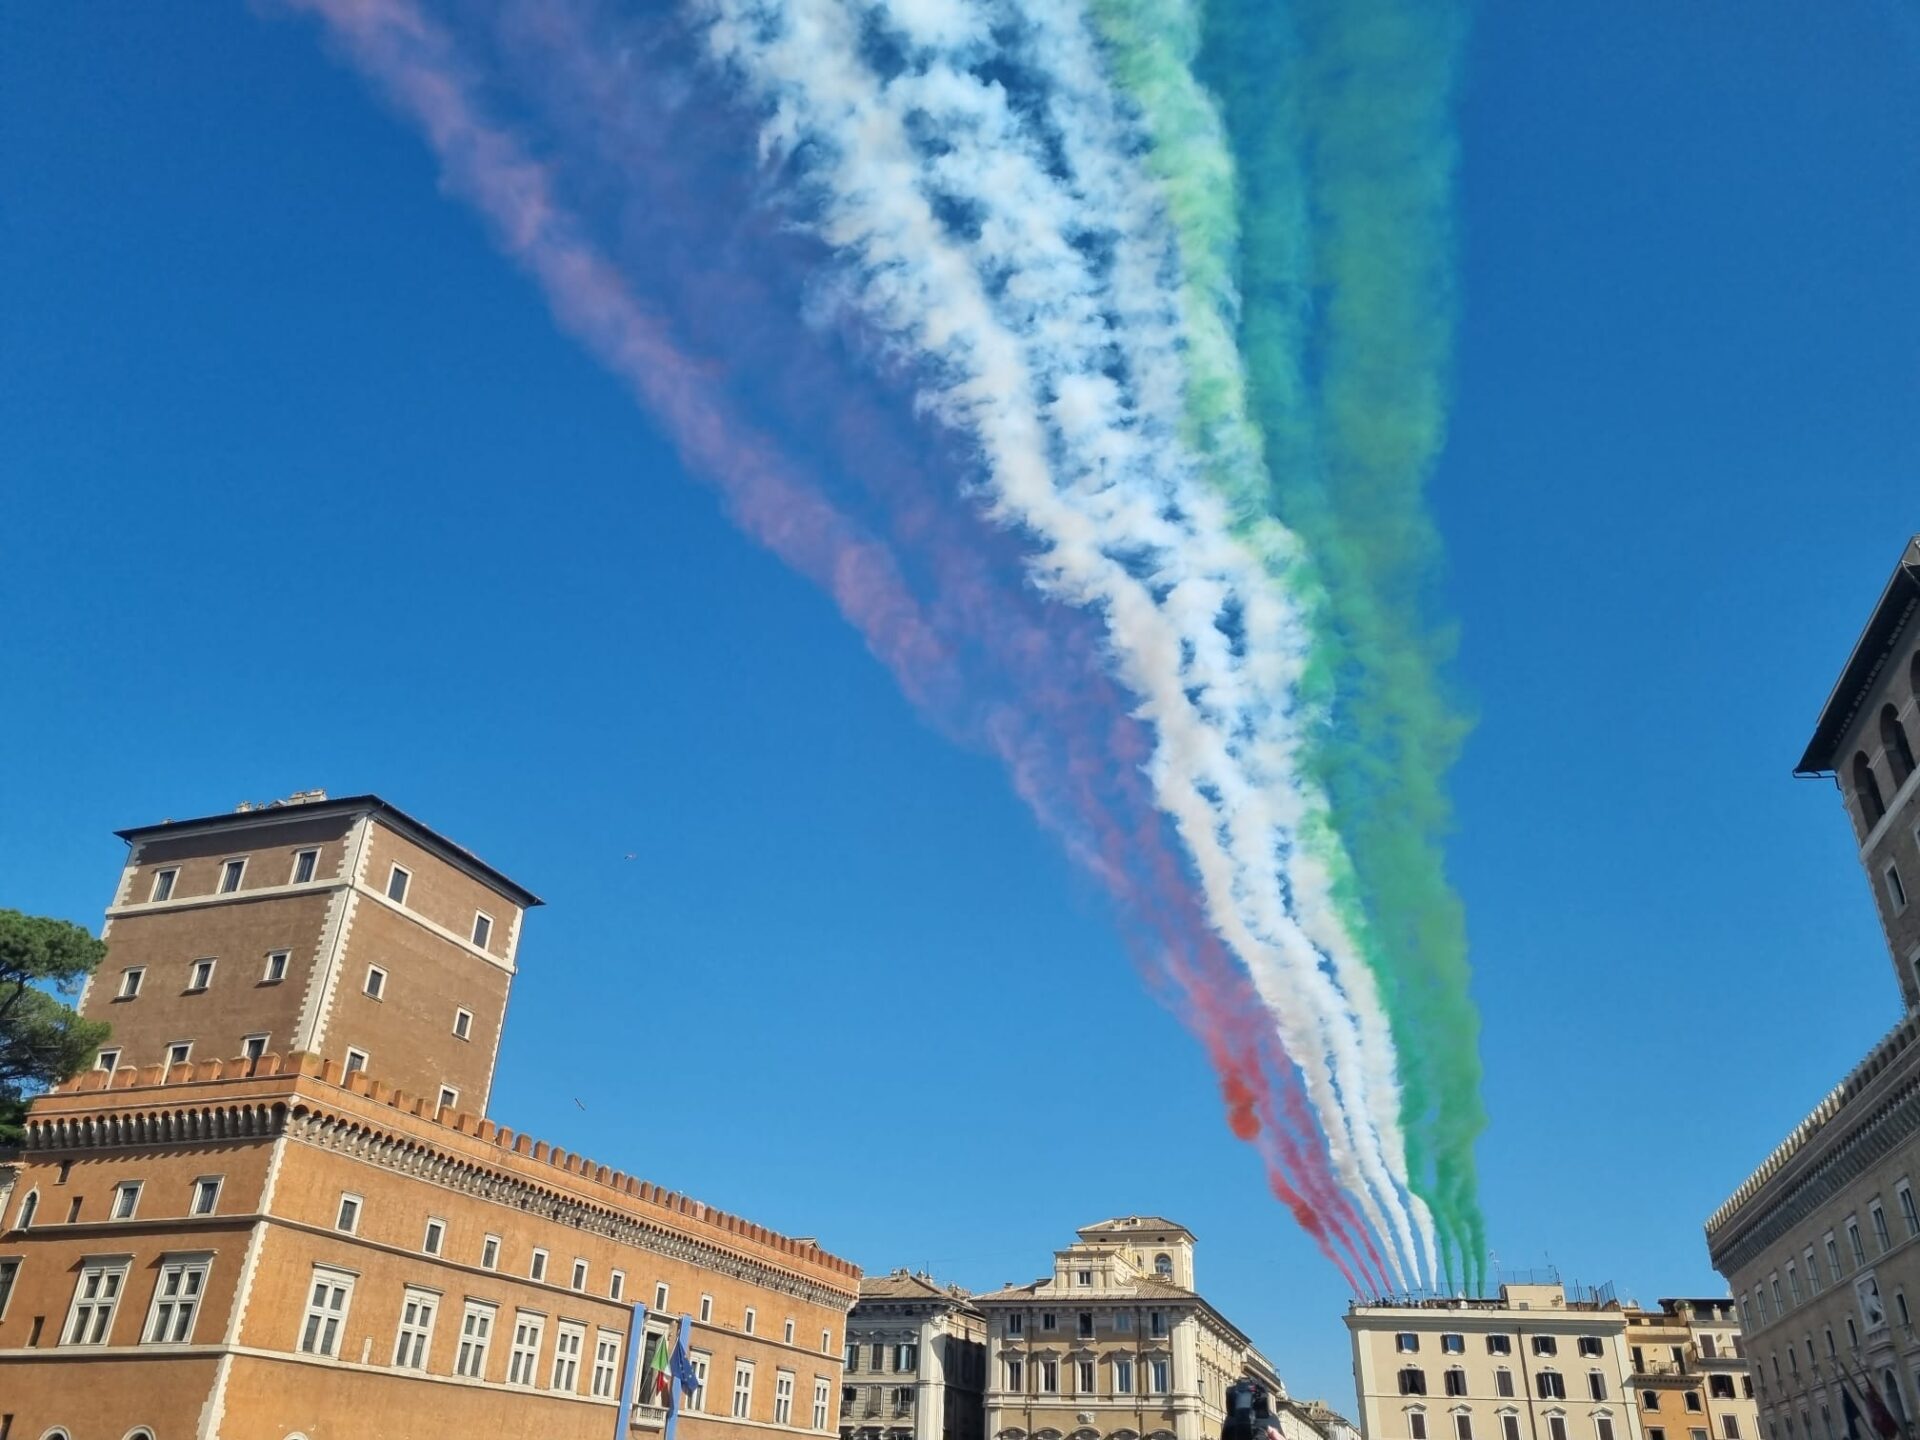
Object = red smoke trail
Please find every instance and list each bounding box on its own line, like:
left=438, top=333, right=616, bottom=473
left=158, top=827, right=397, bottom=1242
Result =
left=288, top=0, right=1380, bottom=1290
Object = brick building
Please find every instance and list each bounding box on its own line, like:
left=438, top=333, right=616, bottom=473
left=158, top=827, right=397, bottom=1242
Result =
left=0, top=793, right=861, bottom=1440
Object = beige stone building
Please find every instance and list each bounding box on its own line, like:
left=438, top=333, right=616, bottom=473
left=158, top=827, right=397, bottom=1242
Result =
left=1346, top=1283, right=1644, bottom=1440
left=976, top=1217, right=1285, bottom=1440
left=1623, top=1299, right=1758, bottom=1440
left=0, top=793, right=862, bottom=1440
left=843, top=1270, right=987, bottom=1440
left=1706, top=536, right=1920, bottom=1440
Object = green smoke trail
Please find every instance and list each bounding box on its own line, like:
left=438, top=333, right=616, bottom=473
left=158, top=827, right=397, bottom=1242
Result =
left=1195, top=0, right=1486, bottom=1290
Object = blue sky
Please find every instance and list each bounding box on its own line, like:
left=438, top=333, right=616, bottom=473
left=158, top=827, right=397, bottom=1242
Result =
left=3, top=0, right=1918, bottom=1411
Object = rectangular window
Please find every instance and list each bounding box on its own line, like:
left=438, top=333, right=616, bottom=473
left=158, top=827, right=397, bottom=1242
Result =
left=700, top=1293, right=714, bottom=1323
left=655, top=1282, right=669, bottom=1310
left=1151, top=1359, right=1170, bottom=1393
left=1488, top=1335, right=1512, bottom=1355
left=1807, top=1247, right=1823, bottom=1291
left=364, top=965, right=386, bottom=1000
left=393, top=1287, right=438, bottom=1369
left=1496, top=1369, right=1515, bottom=1398
left=187, top=958, right=215, bottom=991
left=63, top=1267, right=129, bottom=1351
left=1598, top=1421, right=1616, bottom=1440
left=456, top=1301, right=496, bottom=1378
left=143, top=1255, right=210, bottom=1343
left=118, top=968, right=144, bottom=999
left=422, top=1217, right=446, bottom=1256
left=735, top=1361, right=757, bottom=1418
left=1446, top=1369, right=1467, bottom=1396
left=746, top=1306, right=757, bottom=1335
left=507, top=1310, right=545, bottom=1386
left=166, top=1041, right=192, bottom=1068
left=1828, top=1232, right=1843, bottom=1276
left=1042, top=1360, right=1059, bottom=1393
left=264, top=950, right=290, bottom=982
left=1457, top=1417, right=1474, bottom=1440
left=1534, top=1336, right=1558, bottom=1356
left=1149, top=1310, right=1165, bottom=1338
left=692, top=1351, right=712, bottom=1410
left=1007, top=1358, right=1025, bottom=1389
left=1078, top=1360, right=1095, bottom=1392
left=1580, top=1337, right=1605, bottom=1357
left=530, top=1248, right=548, bottom=1282
left=191, top=1176, right=222, bottom=1215
left=1077, top=1268, right=1093, bottom=1286
left=1888, top=864, right=1908, bottom=913
left=1549, top=1418, right=1568, bottom=1440
left=1687, top=1393, right=1704, bottom=1412
left=293, top=849, right=319, bottom=884
left=1789, top=1265, right=1802, bottom=1305
left=298, top=1268, right=354, bottom=1357
left=822, top=1329, right=832, bottom=1353
left=1901, top=1183, right=1920, bottom=1238
left=454, top=1007, right=474, bottom=1040
left=482, top=1234, right=501, bottom=1270
left=151, top=868, right=177, bottom=902
left=111, top=1181, right=142, bottom=1220
left=1503, top=1416, right=1522, bottom=1440
left=387, top=864, right=411, bottom=903
left=219, top=858, right=246, bottom=893
left=1536, top=1373, right=1566, bottom=1400
left=1078, top=1311, right=1094, bottom=1339
left=1850, top=1220, right=1867, bottom=1266
left=96, top=1048, right=121, bottom=1071
left=1723, top=1419, right=1741, bottom=1440
left=1874, top=1203, right=1893, bottom=1252
left=786, top=1317, right=796, bottom=1344
left=1411, top=1415, right=1428, bottom=1440
left=336, top=1192, right=362, bottom=1232
left=0, top=1257, right=17, bottom=1321
left=815, top=1376, right=832, bottom=1430
left=472, top=912, right=493, bottom=948
left=344, top=1047, right=368, bottom=1077
left=571, top=1259, right=588, bottom=1292
left=1007, top=1313, right=1023, bottom=1336
left=1115, top=1358, right=1135, bottom=1393
left=1442, top=1333, right=1465, bottom=1354
left=777, top=1370, right=796, bottom=1424
left=593, top=1329, right=625, bottom=1398
left=1590, top=1372, right=1608, bottom=1400
left=1114, top=1311, right=1133, bottom=1333
left=243, top=1034, right=268, bottom=1062
left=611, top=1270, right=626, bottom=1300
left=897, top=1344, right=919, bottom=1373
left=1400, top=1368, right=1428, bottom=1396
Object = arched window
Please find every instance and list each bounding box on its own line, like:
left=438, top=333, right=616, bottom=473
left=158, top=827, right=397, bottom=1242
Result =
left=16, top=1188, right=38, bottom=1230
left=1856, top=752, right=1887, bottom=827
left=125, top=1430, right=156, bottom=1440
left=1153, top=1253, right=1172, bottom=1279
left=1884, top=706, right=1916, bottom=786
left=42, top=1431, right=72, bottom=1440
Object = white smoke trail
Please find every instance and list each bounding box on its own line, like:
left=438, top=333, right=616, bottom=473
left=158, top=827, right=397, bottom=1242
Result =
left=698, top=0, right=1428, bottom=1283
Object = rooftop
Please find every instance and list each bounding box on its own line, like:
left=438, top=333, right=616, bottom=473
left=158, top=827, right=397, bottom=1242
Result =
left=1798, top=535, right=1920, bottom=775
left=116, top=790, right=544, bottom=907
left=972, top=1274, right=1193, bottom=1303
left=1078, top=1215, right=1194, bottom=1240
left=859, top=1269, right=977, bottom=1305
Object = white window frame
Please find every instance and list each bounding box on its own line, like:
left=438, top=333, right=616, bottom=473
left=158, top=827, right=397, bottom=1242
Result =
left=143, top=1253, right=212, bottom=1344
left=150, top=868, right=178, bottom=902
left=734, top=1359, right=757, bottom=1418
left=507, top=1309, right=545, bottom=1387
left=453, top=1007, right=474, bottom=1040
left=62, top=1258, right=131, bottom=1344
left=118, top=968, right=144, bottom=999
left=786, top=1316, right=797, bottom=1344
left=611, top=1270, right=626, bottom=1301
left=572, top=1258, right=589, bottom=1292
left=166, top=1041, right=192, bottom=1068
left=190, top=1176, right=222, bottom=1216
left=218, top=857, right=247, bottom=893
left=0, top=1256, right=19, bottom=1322
left=776, top=1368, right=796, bottom=1425
left=393, top=1286, right=439, bottom=1369
left=1901, top=1181, right=1920, bottom=1238
left=455, top=1299, right=497, bottom=1378
left=481, top=1234, right=501, bottom=1270
left=423, top=1217, right=446, bottom=1256
left=529, top=1247, right=549, bottom=1282
left=96, top=1048, right=121, bottom=1072
left=1114, top=1356, right=1135, bottom=1393
left=111, top=1181, right=142, bottom=1221
left=239, top=1033, right=269, bottom=1063
left=292, top=848, right=319, bottom=884
left=691, top=1350, right=711, bottom=1411
left=364, top=965, right=387, bottom=1000
left=745, top=1305, right=757, bottom=1334
left=472, top=911, right=493, bottom=948
left=264, top=950, right=290, bottom=983
left=298, top=1266, right=355, bottom=1357
left=553, top=1320, right=587, bottom=1392
left=1874, top=1202, right=1893, bottom=1252
left=438, top=1086, right=459, bottom=1113
left=822, top=1328, right=832, bottom=1353
left=186, top=958, right=216, bottom=991
left=699, top=1293, right=713, bottom=1322
left=593, top=1327, right=626, bottom=1398
left=814, top=1375, right=832, bottom=1429
left=386, top=864, right=411, bottom=904
left=344, top=1047, right=369, bottom=1077
left=1041, top=1360, right=1059, bottom=1393
left=14, top=1189, right=38, bottom=1229
left=335, top=1192, right=363, bottom=1233
left=1150, top=1359, right=1170, bottom=1394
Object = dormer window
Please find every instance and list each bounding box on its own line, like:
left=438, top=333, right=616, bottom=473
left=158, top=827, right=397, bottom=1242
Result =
left=1076, top=1269, right=1092, bottom=1287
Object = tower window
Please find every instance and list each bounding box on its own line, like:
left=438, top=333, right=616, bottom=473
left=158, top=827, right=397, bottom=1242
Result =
left=219, top=858, right=246, bottom=893
left=263, top=950, right=290, bottom=983
left=453, top=1007, right=473, bottom=1040
left=118, top=968, right=144, bottom=999
left=1883, top=706, right=1916, bottom=786
left=386, top=865, right=410, bottom=904
left=1856, top=753, right=1888, bottom=827
left=150, top=869, right=177, bottom=902
left=472, top=912, right=493, bottom=948
left=1889, top=864, right=1909, bottom=914
left=343, top=1048, right=368, bottom=1077
left=187, top=959, right=215, bottom=992
left=292, top=849, right=319, bottom=884
left=364, top=966, right=386, bottom=1000
left=242, top=1034, right=268, bottom=1062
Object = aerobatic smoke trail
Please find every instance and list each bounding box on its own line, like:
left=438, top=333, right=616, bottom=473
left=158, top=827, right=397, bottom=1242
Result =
left=698, top=0, right=1434, bottom=1286
left=1197, top=0, right=1485, bottom=1287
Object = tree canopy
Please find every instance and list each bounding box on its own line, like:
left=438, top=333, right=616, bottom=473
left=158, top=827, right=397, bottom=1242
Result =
left=0, top=908, right=110, bottom=1143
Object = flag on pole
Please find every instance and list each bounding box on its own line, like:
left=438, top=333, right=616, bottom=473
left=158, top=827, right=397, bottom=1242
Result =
left=614, top=1302, right=650, bottom=1440
left=665, top=1314, right=699, bottom=1440
left=1860, top=1372, right=1903, bottom=1440
left=1845, top=1389, right=1867, bottom=1440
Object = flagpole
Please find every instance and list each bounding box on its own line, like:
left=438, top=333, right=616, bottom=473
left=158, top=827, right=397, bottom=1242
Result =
left=616, top=1302, right=651, bottom=1440
left=665, top=1313, right=695, bottom=1440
